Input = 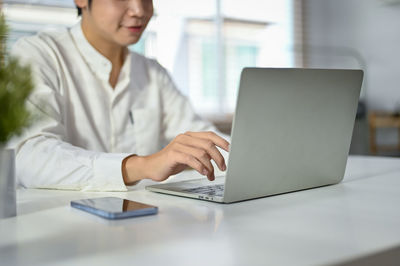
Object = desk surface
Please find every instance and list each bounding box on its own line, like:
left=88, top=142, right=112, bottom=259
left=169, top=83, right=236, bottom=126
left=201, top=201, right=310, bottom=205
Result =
left=1, top=156, right=400, bottom=266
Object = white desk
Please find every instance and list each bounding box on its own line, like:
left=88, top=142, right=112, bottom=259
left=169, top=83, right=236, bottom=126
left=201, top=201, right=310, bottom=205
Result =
left=1, top=156, right=400, bottom=266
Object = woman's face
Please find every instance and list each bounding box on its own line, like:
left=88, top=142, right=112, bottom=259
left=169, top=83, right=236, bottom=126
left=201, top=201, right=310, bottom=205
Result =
left=77, top=0, right=153, bottom=47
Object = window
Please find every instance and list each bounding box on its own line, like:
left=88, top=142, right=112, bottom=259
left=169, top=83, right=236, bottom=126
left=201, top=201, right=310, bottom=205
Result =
left=2, top=0, right=297, bottom=116
left=2, top=1, right=78, bottom=50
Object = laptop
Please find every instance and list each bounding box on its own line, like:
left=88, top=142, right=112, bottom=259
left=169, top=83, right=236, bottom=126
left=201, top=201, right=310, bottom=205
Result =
left=146, top=68, right=364, bottom=203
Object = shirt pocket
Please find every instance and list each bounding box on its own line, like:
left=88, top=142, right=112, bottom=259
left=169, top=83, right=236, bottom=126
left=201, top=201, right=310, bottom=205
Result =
left=131, top=108, right=161, bottom=156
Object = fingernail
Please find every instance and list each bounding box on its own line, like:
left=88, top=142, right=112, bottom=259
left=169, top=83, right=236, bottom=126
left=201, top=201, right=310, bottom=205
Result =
left=222, top=163, right=226, bottom=171
left=202, top=169, right=208, bottom=176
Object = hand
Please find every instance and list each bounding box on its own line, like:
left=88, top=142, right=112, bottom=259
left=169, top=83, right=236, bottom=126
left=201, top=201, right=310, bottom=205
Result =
left=123, top=131, right=230, bottom=184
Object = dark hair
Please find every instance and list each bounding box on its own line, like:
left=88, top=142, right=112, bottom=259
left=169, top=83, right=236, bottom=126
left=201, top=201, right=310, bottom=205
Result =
left=76, top=0, right=92, bottom=16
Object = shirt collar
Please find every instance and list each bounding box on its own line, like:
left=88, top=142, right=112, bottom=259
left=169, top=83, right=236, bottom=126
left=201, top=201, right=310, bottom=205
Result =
left=70, top=22, right=113, bottom=82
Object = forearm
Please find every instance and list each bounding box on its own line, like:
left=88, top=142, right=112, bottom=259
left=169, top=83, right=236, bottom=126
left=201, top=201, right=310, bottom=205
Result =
left=16, top=135, right=129, bottom=191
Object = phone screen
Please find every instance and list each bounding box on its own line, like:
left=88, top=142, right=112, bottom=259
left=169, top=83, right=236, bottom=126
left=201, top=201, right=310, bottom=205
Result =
left=71, top=197, right=158, bottom=219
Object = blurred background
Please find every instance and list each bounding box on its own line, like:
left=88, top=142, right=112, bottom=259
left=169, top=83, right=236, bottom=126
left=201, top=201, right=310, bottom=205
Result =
left=1, top=0, right=400, bottom=157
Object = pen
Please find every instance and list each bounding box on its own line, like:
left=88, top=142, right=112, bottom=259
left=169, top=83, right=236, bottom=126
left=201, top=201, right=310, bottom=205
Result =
left=129, top=111, right=134, bottom=124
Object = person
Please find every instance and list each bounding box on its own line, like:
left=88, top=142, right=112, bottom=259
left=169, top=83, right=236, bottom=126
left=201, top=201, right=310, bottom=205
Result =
left=11, top=0, right=229, bottom=191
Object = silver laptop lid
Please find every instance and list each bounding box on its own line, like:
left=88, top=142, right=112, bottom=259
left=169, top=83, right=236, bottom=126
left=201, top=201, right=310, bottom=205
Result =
left=223, top=68, right=363, bottom=203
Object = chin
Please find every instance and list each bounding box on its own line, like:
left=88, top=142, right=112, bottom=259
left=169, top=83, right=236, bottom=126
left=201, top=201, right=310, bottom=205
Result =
left=119, top=37, right=141, bottom=47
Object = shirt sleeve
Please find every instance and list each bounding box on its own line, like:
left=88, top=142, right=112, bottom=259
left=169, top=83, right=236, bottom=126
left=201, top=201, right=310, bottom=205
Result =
left=9, top=36, right=128, bottom=191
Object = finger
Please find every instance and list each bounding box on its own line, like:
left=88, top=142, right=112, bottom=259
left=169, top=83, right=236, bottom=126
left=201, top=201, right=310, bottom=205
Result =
left=185, top=131, right=230, bottom=152
left=175, top=151, right=214, bottom=181
left=177, top=134, right=227, bottom=171
left=175, top=143, right=215, bottom=180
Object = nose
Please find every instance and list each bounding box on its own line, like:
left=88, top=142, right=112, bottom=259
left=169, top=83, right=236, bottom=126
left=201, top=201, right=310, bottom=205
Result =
left=127, top=0, right=145, bottom=18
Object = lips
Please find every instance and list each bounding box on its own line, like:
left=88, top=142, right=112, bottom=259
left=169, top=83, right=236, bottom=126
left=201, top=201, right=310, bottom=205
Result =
left=126, top=25, right=143, bottom=33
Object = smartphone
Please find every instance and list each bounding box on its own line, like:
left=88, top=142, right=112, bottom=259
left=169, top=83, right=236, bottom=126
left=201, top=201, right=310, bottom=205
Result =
left=71, top=197, right=158, bottom=219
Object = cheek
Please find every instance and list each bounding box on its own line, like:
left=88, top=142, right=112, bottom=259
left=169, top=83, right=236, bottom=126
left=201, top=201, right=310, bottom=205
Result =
left=144, top=10, right=154, bottom=24
left=92, top=6, right=125, bottom=28
left=142, top=2, right=154, bottom=19
left=147, top=6, right=154, bottom=19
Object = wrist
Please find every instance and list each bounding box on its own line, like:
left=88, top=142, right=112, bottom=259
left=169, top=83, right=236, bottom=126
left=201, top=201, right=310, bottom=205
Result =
left=122, top=154, right=147, bottom=185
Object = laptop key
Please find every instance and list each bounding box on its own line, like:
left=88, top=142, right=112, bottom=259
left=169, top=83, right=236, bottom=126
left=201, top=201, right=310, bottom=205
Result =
left=183, top=184, right=225, bottom=197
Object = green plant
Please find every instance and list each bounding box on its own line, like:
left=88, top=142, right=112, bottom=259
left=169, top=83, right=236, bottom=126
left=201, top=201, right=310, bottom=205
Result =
left=0, top=13, right=34, bottom=146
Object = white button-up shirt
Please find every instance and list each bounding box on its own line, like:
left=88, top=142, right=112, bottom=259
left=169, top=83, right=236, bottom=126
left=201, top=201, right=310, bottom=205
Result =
left=11, top=22, right=217, bottom=191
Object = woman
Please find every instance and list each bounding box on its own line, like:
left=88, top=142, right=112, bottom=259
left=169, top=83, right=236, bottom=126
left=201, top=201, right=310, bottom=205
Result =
left=11, top=0, right=229, bottom=191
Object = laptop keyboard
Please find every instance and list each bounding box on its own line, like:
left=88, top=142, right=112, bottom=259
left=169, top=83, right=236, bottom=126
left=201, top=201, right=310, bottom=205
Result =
left=182, top=184, right=225, bottom=197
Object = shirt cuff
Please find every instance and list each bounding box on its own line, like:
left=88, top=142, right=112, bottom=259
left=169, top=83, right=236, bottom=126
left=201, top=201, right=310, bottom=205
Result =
left=88, top=152, right=131, bottom=192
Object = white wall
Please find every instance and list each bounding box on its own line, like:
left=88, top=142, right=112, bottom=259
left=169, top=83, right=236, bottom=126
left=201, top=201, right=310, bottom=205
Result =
left=304, top=0, right=400, bottom=112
